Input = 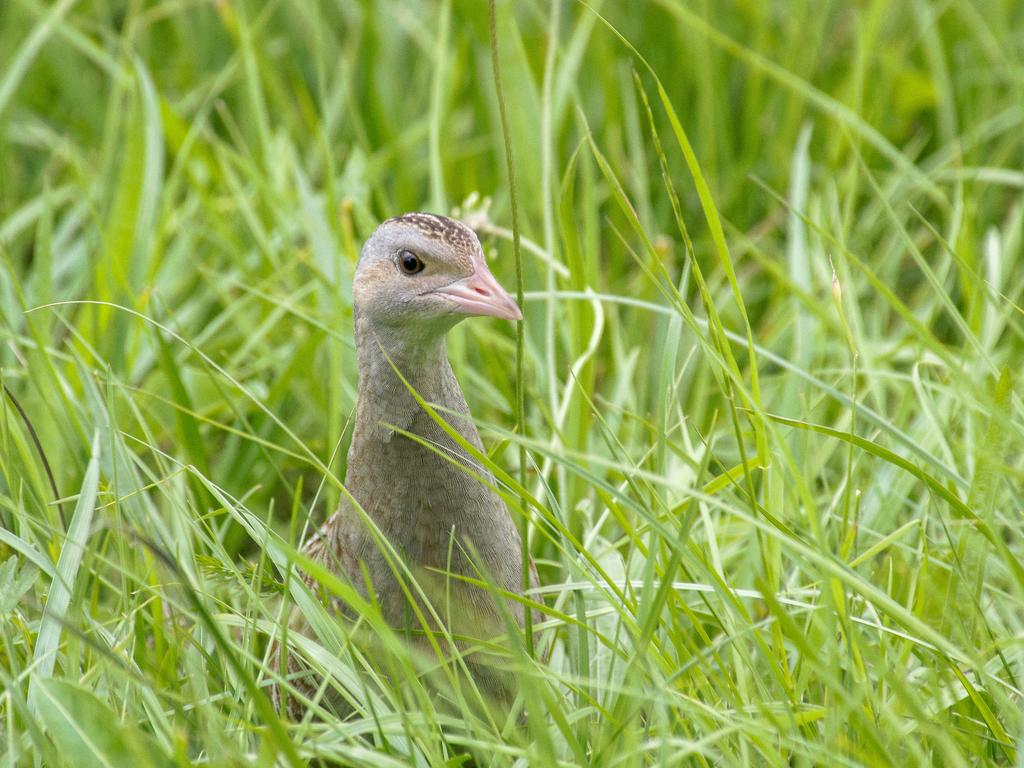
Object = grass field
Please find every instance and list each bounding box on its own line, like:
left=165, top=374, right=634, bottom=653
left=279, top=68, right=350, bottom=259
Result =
left=2, top=1, right=1023, bottom=765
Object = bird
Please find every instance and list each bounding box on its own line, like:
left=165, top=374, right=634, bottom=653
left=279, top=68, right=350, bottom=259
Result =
left=272, top=212, right=538, bottom=718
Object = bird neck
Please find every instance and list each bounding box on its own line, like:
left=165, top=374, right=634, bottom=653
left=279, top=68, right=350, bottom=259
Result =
left=353, top=316, right=463, bottom=440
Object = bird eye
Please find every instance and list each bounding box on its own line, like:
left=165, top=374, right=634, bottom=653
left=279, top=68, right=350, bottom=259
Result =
left=397, top=250, right=425, bottom=275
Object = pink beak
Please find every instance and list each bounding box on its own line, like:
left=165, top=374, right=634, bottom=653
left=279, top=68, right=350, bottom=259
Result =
left=430, top=261, right=522, bottom=321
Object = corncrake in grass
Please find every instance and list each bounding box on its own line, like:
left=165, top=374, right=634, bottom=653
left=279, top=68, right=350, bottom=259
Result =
left=1, top=1, right=1023, bottom=766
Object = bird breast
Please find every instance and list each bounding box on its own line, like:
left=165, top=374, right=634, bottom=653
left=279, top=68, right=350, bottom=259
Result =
left=342, top=404, right=525, bottom=632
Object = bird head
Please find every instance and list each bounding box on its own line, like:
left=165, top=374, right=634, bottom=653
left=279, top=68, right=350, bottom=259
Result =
left=354, top=213, right=522, bottom=340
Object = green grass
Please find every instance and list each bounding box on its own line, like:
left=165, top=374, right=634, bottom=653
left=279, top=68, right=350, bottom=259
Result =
left=2, top=0, right=1023, bottom=765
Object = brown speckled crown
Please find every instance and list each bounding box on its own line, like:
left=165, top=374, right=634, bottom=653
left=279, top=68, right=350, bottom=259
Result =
left=385, top=212, right=479, bottom=255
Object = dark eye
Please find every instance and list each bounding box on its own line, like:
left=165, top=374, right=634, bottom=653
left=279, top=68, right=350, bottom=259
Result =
left=398, top=250, right=425, bottom=275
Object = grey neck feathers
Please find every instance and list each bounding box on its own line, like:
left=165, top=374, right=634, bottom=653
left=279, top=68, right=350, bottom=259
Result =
left=353, top=316, right=468, bottom=443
